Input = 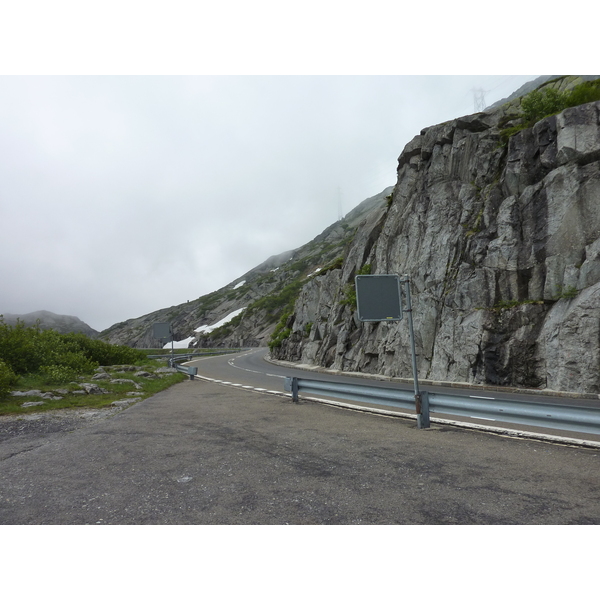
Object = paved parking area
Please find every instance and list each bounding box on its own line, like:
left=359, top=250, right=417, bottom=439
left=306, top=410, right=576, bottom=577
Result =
left=1, top=379, right=599, bottom=524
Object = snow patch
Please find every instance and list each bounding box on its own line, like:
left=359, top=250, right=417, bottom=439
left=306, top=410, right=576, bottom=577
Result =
left=161, top=307, right=248, bottom=349
left=163, top=336, right=195, bottom=349
left=233, top=280, right=246, bottom=289
left=194, top=307, right=247, bottom=335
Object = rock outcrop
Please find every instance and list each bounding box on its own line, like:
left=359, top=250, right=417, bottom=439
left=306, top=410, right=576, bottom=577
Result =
left=273, top=79, right=600, bottom=394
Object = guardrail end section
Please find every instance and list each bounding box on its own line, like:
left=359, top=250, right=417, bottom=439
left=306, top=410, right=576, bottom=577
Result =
left=283, top=377, right=292, bottom=392
left=283, top=377, right=299, bottom=402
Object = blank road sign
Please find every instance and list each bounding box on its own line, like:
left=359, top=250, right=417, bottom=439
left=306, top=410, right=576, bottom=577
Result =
left=355, top=274, right=403, bottom=321
left=152, top=322, right=172, bottom=340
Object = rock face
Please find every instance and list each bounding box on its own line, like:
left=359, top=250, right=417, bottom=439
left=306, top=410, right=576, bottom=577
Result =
left=273, top=84, right=600, bottom=394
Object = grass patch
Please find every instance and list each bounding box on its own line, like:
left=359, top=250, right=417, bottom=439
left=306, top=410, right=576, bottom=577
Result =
left=318, top=255, right=344, bottom=276
left=555, top=285, right=579, bottom=300
left=250, top=279, right=305, bottom=324
left=0, top=360, right=187, bottom=416
left=491, top=299, right=545, bottom=311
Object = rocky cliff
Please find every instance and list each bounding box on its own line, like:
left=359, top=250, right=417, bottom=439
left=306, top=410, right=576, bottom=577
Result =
left=272, top=76, right=600, bottom=394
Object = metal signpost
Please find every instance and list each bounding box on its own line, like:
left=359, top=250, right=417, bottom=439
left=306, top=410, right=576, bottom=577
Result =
left=152, top=322, right=174, bottom=366
left=355, top=274, right=428, bottom=429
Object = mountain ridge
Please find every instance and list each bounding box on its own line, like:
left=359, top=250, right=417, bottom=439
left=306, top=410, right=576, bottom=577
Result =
left=1, top=310, right=99, bottom=337
left=98, top=186, right=393, bottom=348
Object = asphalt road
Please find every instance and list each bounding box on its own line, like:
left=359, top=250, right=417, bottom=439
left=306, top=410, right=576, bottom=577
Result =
left=189, top=348, right=600, bottom=444
left=1, top=360, right=599, bottom=524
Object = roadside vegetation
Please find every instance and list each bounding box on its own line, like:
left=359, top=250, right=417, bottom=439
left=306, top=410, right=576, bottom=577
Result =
left=500, top=78, right=600, bottom=143
left=0, top=318, right=186, bottom=415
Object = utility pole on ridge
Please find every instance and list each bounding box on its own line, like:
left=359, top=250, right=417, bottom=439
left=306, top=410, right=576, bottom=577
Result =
left=472, top=87, right=487, bottom=112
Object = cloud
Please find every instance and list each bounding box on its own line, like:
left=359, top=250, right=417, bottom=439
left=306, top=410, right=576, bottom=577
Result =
left=0, top=74, right=538, bottom=331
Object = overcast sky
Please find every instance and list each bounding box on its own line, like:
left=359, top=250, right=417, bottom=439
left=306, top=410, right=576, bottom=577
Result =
left=0, top=3, right=590, bottom=333
left=0, top=74, right=547, bottom=331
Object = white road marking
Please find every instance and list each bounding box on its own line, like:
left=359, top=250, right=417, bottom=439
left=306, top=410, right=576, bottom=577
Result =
left=228, top=352, right=286, bottom=378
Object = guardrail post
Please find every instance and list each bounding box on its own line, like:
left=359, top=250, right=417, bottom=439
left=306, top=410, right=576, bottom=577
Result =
left=416, top=391, right=430, bottom=429
left=188, top=366, right=198, bottom=380
left=291, top=377, right=299, bottom=403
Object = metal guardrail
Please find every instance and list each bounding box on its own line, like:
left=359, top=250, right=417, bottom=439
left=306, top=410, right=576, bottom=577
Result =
left=173, top=362, right=198, bottom=380
left=284, top=376, right=600, bottom=436
left=152, top=349, right=246, bottom=380
left=285, top=377, right=417, bottom=410
left=147, top=349, right=246, bottom=361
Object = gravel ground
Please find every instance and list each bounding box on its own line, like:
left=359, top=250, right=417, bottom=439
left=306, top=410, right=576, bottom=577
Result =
left=0, top=406, right=122, bottom=429
left=1, top=380, right=600, bottom=525
left=0, top=406, right=124, bottom=461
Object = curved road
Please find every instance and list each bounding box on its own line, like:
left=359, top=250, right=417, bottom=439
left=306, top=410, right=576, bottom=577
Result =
left=188, top=348, right=600, bottom=445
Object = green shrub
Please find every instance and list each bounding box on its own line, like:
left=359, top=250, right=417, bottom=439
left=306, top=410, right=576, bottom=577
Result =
left=26, top=330, right=98, bottom=376
left=60, top=333, right=145, bottom=365
left=500, top=79, right=600, bottom=144
left=38, top=364, right=80, bottom=384
left=340, top=283, right=357, bottom=307
left=521, top=79, right=600, bottom=124
left=0, top=359, right=18, bottom=398
left=565, top=80, right=600, bottom=108
left=269, top=312, right=293, bottom=350
left=0, top=319, right=43, bottom=374
left=0, top=318, right=144, bottom=387
left=250, top=279, right=304, bottom=323
left=269, top=327, right=292, bottom=350
left=53, top=350, right=97, bottom=373
left=521, top=87, right=570, bottom=123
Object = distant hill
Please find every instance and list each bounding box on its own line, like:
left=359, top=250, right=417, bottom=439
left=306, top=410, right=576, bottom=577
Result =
left=1, top=310, right=99, bottom=337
